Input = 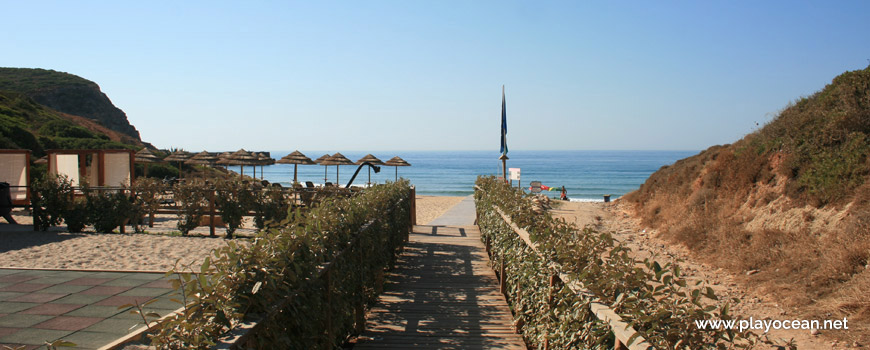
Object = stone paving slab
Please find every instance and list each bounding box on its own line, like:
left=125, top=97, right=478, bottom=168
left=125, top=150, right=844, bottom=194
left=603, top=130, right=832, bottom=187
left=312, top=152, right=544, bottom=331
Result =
left=0, top=268, right=180, bottom=350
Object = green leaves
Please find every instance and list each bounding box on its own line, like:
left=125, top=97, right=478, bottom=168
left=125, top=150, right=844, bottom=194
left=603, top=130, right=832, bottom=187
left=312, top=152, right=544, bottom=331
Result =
left=474, top=176, right=755, bottom=349
left=148, top=181, right=412, bottom=348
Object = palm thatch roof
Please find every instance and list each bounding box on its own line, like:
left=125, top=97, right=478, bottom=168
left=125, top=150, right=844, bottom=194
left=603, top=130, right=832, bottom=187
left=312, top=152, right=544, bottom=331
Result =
left=384, top=156, right=411, bottom=167
left=163, top=150, right=192, bottom=162
left=277, top=150, right=315, bottom=165
left=355, top=154, right=384, bottom=165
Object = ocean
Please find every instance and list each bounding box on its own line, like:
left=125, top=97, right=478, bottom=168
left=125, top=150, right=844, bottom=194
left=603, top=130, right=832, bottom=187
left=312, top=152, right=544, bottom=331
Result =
left=234, top=150, right=697, bottom=201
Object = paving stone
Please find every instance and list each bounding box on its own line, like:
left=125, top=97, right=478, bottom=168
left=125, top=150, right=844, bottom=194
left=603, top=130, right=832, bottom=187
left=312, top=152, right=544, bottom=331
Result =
left=0, top=327, right=19, bottom=337
left=8, top=293, right=67, bottom=303
left=0, top=292, right=25, bottom=302
left=0, top=327, right=71, bottom=345
left=0, top=343, right=38, bottom=350
left=64, top=305, right=127, bottom=318
left=101, top=278, right=149, bottom=288
left=122, top=273, right=164, bottom=281
left=94, top=295, right=153, bottom=307
left=0, top=302, right=37, bottom=313
left=119, top=287, right=172, bottom=298
left=81, top=316, right=145, bottom=334
left=50, top=294, right=110, bottom=305
left=0, top=283, right=51, bottom=293
left=38, top=285, right=91, bottom=294
left=141, top=279, right=174, bottom=289
left=88, top=272, right=130, bottom=280
left=140, top=297, right=182, bottom=310
left=0, top=274, right=39, bottom=283
left=0, top=313, right=53, bottom=327
left=54, top=330, right=121, bottom=348
left=81, top=286, right=132, bottom=296
left=63, top=278, right=114, bottom=286
left=0, top=270, right=21, bottom=276
left=21, top=303, right=84, bottom=316
left=34, top=316, right=102, bottom=331
left=28, top=276, right=79, bottom=285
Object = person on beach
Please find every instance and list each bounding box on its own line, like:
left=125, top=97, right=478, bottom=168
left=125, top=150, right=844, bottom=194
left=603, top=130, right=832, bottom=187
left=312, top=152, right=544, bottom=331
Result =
left=560, top=186, right=569, bottom=201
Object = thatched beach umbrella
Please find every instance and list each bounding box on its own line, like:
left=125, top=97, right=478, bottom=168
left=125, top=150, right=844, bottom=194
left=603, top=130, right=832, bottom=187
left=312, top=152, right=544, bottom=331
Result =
left=355, top=154, right=384, bottom=186
left=185, top=151, right=219, bottom=166
left=314, top=153, right=331, bottom=183
left=321, top=153, right=354, bottom=185
left=277, top=150, right=315, bottom=184
left=256, top=152, right=274, bottom=180
left=163, top=150, right=192, bottom=178
left=218, top=149, right=259, bottom=177
left=134, top=148, right=163, bottom=177
left=384, top=156, right=411, bottom=181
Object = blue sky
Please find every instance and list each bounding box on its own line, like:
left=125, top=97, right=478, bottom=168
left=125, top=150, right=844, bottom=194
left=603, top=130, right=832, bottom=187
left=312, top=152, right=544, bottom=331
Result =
left=3, top=1, right=868, bottom=151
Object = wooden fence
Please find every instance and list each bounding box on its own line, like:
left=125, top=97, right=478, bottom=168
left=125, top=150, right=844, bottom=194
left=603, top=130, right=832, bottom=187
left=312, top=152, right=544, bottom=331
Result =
left=487, top=205, right=654, bottom=350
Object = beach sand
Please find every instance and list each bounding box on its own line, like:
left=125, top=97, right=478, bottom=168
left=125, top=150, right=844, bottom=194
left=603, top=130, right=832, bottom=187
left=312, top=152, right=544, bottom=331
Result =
left=0, top=195, right=464, bottom=272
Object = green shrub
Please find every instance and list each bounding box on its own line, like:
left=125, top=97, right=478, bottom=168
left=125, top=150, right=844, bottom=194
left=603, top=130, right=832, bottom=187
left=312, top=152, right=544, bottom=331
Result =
left=30, top=174, right=75, bottom=231
left=87, top=189, right=133, bottom=233
left=213, top=179, right=256, bottom=238
left=132, top=177, right=164, bottom=229
left=149, top=181, right=412, bottom=348
left=474, top=176, right=774, bottom=349
left=252, top=184, right=289, bottom=230
left=174, top=180, right=209, bottom=235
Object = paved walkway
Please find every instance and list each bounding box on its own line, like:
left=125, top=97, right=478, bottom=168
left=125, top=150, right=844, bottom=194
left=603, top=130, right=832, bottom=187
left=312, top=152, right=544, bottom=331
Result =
left=0, top=268, right=178, bottom=350
left=355, top=197, right=526, bottom=349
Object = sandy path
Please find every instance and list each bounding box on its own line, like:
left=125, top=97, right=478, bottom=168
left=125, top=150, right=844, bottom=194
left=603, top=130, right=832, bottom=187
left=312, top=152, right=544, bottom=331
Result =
left=415, top=195, right=464, bottom=225
left=0, top=196, right=464, bottom=272
left=552, top=200, right=832, bottom=349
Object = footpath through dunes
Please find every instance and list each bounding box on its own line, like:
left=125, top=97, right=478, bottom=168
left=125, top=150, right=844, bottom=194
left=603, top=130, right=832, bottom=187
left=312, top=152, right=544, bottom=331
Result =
left=355, top=196, right=526, bottom=349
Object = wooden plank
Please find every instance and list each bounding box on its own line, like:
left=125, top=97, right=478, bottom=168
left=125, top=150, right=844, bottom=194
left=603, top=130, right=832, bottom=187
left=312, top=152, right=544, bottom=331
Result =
left=358, top=224, right=526, bottom=350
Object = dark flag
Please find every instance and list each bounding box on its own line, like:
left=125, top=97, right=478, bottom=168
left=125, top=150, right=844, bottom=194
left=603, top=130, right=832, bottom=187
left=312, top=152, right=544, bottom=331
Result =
left=500, top=85, right=508, bottom=155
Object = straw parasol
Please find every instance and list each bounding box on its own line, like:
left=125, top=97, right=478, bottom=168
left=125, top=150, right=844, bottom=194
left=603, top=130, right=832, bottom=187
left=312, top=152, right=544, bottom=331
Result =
left=320, top=153, right=354, bottom=185
left=185, top=151, right=219, bottom=166
left=134, top=148, right=163, bottom=177
left=163, top=150, right=192, bottom=178
left=217, top=149, right=259, bottom=177
left=256, top=152, right=274, bottom=180
left=355, top=154, right=384, bottom=186
left=277, top=150, right=315, bottom=184
left=314, top=154, right=331, bottom=183
left=384, top=156, right=411, bottom=181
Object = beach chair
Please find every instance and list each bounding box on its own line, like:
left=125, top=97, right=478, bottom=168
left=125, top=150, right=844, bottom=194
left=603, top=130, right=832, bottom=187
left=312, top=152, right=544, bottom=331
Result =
left=305, top=181, right=315, bottom=189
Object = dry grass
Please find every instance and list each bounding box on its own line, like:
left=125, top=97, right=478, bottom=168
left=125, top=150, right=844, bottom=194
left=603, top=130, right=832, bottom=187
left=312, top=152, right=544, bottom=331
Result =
left=622, top=66, right=870, bottom=343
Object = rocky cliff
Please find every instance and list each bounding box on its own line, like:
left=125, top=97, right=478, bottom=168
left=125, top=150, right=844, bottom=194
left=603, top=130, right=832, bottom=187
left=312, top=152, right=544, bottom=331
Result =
left=0, top=68, right=141, bottom=140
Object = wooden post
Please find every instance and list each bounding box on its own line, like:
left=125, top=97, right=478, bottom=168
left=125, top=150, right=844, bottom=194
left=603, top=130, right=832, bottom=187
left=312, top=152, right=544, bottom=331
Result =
left=410, top=186, right=416, bottom=227
left=499, top=254, right=506, bottom=295
left=499, top=154, right=509, bottom=184
left=324, top=269, right=332, bottom=349
left=209, top=190, right=216, bottom=237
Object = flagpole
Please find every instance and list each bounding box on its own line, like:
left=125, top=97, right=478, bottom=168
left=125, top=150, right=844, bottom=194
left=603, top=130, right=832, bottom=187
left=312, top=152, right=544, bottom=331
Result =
left=500, top=85, right=509, bottom=183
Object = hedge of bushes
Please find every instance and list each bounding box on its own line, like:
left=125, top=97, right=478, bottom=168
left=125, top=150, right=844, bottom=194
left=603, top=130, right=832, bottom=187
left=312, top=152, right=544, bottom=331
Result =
left=473, top=176, right=781, bottom=349
left=147, top=180, right=411, bottom=348
left=29, top=175, right=337, bottom=237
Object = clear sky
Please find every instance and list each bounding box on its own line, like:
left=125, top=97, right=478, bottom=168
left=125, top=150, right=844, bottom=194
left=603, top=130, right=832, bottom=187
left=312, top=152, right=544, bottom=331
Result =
left=3, top=1, right=869, bottom=151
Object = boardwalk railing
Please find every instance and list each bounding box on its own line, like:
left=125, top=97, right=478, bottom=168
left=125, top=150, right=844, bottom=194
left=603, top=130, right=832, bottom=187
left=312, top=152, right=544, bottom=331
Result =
left=488, top=205, right=654, bottom=350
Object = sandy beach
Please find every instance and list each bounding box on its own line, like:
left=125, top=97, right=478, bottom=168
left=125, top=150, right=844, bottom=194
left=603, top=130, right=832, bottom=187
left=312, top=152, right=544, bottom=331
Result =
left=0, top=195, right=464, bottom=272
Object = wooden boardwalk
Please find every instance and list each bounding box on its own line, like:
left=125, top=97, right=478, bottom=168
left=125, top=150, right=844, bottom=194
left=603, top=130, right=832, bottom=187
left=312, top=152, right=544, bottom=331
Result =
left=354, top=225, right=526, bottom=349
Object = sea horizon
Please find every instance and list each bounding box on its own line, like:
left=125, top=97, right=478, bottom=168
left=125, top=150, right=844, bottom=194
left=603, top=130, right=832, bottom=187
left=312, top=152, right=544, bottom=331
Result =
left=225, top=150, right=698, bottom=201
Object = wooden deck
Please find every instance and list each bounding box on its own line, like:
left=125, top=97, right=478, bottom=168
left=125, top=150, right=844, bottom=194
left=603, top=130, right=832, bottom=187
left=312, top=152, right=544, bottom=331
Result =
left=354, top=225, right=526, bottom=350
